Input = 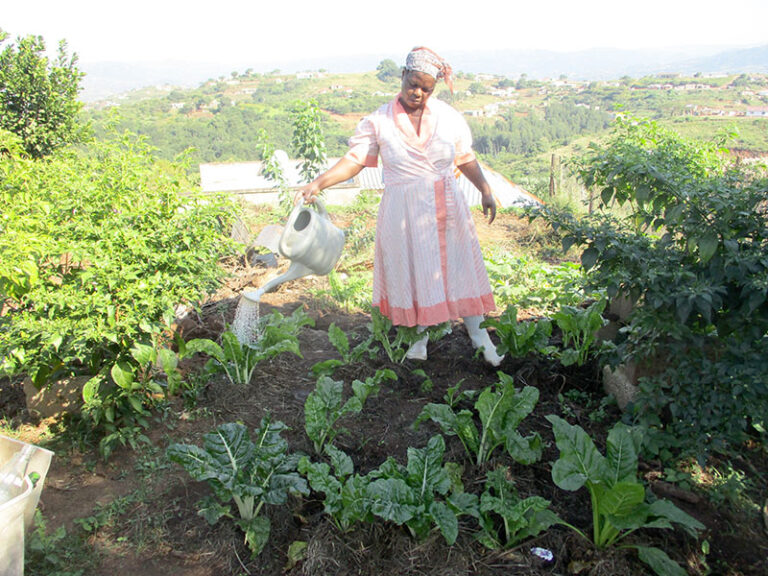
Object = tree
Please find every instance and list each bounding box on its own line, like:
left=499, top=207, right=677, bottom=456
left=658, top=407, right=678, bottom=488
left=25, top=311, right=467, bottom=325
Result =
left=0, top=31, right=88, bottom=158
left=468, top=82, right=487, bottom=95
left=291, top=99, right=326, bottom=183
left=376, top=59, right=400, bottom=83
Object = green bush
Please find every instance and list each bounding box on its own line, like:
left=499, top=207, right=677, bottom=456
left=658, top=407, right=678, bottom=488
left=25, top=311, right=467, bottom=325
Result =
left=534, top=117, right=768, bottom=458
left=0, top=129, right=237, bottom=397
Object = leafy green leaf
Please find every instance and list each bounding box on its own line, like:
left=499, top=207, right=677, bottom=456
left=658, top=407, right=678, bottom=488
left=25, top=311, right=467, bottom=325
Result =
left=605, top=423, right=642, bottom=485
left=598, top=482, right=645, bottom=517
left=110, top=362, right=134, bottom=390
left=406, top=435, right=451, bottom=498
left=547, top=415, right=608, bottom=490
left=429, top=501, right=459, bottom=545
left=240, top=516, right=271, bottom=558
left=632, top=545, right=688, bottom=576
left=697, top=231, right=719, bottom=263
left=581, top=246, right=599, bottom=271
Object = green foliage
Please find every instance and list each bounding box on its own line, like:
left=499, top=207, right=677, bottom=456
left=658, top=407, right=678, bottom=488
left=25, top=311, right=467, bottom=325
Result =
left=471, top=99, right=613, bottom=158
left=376, top=59, right=400, bottom=83
left=310, top=321, right=376, bottom=377
left=484, top=252, right=585, bottom=314
left=166, top=418, right=309, bottom=558
left=634, top=339, right=768, bottom=458
left=80, top=348, right=169, bottom=459
left=298, top=444, right=373, bottom=532
left=482, top=306, right=555, bottom=359
left=536, top=117, right=768, bottom=458
left=546, top=415, right=704, bottom=575
left=416, top=372, right=541, bottom=467
left=0, top=31, right=88, bottom=157
left=476, top=466, right=559, bottom=549
left=368, top=308, right=451, bottom=364
left=552, top=298, right=607, bottom=366
left=25, top=510, right=96, bottom=576
left=0, top=129, right=236, bottom=454
left=365, top=435, right=479, bottom=545
left=304, top=369, right=394, bottom=454
left=185, top=308, right=313, bottom=385
left=291, top=99, right=326, bottom=183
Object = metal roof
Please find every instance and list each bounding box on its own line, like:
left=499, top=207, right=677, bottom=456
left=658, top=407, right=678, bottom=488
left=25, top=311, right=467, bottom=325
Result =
left=200, top=153, right=541, bottom=208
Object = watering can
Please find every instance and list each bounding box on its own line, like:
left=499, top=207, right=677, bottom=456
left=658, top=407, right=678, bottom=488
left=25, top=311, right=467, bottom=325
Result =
left=242, top=198, right=344, bottom=302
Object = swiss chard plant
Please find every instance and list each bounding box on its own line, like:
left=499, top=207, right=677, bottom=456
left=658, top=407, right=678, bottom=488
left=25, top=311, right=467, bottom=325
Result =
left=304, top=369, right=395, bottom=454
left=298, top=444, right=373, bottom=532
left=167, top=417, right=308, bottom=558
left=310, top=322, right=376, bottom=377
left=482, top=306, right=556, bottom=359
left=416, top=372, right=541, bottom=468
left=552, top=298, right=607, bottom=367
left=546, top=415, right=704, bottom=576
left=476, top=466, right=560, bottom=549
left=184, top=308, right=313, bottom=385
left=368, top=307, right=451, bottom=364
left=364, top=434, right=479, bottom=545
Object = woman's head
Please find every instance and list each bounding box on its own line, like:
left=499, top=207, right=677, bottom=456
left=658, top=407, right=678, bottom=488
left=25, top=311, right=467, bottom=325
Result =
left=403, top=47, right=454, bottom=93
left=400, top=69, right=437, bottom=111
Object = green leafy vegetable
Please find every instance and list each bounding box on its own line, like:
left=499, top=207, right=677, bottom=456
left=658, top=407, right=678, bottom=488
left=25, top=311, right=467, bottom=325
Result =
left=476, top=466, right=560, bottom=548
left=365, top=435, right=478, bottom=545
left=552, top=298, right=607, bottom=366
left=416, top=372, right=541, bottom=467
left=304, top=369, right=394, bottom=454
left=167, top=417, right=308, bottom=558
left=546, top=415, right=704, bottom=576
left=186, top=308, right=313, bottom=385
left=482, top=306, right=555, bottom=359
left=298, top=444, right=372, bottom=532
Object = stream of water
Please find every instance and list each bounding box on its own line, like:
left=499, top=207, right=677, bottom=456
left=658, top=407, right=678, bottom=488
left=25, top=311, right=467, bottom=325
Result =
left=231, top=292, right=261, bottom=345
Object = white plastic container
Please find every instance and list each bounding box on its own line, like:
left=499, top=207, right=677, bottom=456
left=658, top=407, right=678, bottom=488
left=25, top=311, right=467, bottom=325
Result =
left=0, top=436, right=54, bottom=576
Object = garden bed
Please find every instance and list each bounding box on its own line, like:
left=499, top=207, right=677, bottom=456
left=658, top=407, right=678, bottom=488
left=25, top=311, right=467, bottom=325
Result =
left=2, top=211, right=767, bottom=576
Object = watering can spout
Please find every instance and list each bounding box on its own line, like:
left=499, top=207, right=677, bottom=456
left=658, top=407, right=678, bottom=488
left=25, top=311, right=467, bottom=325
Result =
left=242, top=198, right=345, bottom=302
left=242, top=261, right=314, bottom=303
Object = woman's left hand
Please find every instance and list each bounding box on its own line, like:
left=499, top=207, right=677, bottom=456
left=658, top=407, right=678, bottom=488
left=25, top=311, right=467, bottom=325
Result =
left=482, top=193, right=497, bottom=224
left=457, top=159, right=497, bottom=224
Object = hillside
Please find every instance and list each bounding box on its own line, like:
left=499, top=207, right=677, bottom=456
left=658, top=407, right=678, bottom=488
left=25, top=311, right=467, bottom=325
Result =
left=79, top=44, right=768, bottom=102
left=83, top=64, right=768, bottom=204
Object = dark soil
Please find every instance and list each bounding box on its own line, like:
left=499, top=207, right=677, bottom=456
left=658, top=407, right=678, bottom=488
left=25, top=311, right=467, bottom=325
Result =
left=2, top=211, right=767, bottom=576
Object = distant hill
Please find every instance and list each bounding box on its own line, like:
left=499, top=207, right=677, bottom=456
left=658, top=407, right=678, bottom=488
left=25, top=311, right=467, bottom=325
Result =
left=79, top=44, right=768, bottom=102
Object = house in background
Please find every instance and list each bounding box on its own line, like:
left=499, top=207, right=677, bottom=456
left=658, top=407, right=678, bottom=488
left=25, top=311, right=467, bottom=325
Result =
left=200, top=151, right=541, bottom=209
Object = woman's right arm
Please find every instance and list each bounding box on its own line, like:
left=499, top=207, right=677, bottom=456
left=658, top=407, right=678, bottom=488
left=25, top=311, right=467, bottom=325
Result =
left=296, top=157, right=365, bottom=204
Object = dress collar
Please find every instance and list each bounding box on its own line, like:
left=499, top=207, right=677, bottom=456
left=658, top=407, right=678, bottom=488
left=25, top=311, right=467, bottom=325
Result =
left=393, top=95, right=435, bottom=149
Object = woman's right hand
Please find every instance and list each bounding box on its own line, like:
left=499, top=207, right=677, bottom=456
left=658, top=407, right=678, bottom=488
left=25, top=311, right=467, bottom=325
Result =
left=295, top=183, right=320, bottom=205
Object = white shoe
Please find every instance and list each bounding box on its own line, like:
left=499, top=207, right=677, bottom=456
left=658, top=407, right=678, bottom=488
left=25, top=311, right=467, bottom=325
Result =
left=405, top=333, right=428, bottom=361
left=464, top=316, right=505, bottom=367
left=469, top=332, right=505, bottom=367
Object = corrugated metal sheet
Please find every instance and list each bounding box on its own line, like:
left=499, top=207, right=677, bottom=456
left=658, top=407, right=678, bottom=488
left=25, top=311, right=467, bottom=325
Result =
left=354, top=163, right=540, bottom=208
left=200, top=155, right=541, bottom=208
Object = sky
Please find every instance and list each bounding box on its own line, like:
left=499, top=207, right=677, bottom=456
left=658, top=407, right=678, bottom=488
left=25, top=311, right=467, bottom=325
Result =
left=3, top=0, right=767, bottom=68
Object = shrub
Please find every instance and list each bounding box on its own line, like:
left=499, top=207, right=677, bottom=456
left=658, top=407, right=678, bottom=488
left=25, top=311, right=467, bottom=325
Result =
left=533, top=117, right=768, bottom=458
left=0, top=130, right=237, bottom=412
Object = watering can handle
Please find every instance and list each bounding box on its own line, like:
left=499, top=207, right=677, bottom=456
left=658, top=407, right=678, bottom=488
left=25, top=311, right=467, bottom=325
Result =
left=298, top=197, right=329, bottom=219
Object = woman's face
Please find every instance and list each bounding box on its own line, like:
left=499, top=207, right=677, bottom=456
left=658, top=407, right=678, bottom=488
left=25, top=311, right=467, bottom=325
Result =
left=400, top=70, right=437, bottom=111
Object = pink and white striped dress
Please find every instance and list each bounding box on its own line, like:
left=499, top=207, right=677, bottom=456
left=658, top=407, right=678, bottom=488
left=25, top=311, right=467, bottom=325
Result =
left=345, top=96, right=495, bottom=327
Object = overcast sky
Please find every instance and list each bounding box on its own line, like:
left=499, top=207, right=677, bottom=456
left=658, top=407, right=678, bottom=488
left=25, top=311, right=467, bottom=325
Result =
left=3, top=0, right=767, bottom=67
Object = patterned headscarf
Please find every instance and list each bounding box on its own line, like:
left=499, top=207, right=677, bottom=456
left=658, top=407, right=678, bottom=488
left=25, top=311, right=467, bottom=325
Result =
left=404, top=46, right=454, bottom=94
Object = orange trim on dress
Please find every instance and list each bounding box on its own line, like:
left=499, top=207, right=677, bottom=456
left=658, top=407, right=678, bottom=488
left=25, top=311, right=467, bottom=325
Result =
left=393, top=96, right=435, bottom=149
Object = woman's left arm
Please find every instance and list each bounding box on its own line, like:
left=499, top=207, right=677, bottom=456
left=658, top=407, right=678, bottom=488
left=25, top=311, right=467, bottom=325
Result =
left=458, top=160, right=497, bottom=224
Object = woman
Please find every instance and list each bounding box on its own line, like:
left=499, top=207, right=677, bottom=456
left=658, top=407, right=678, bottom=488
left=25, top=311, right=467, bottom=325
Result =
left=298, top=47, right=503, bottom=366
